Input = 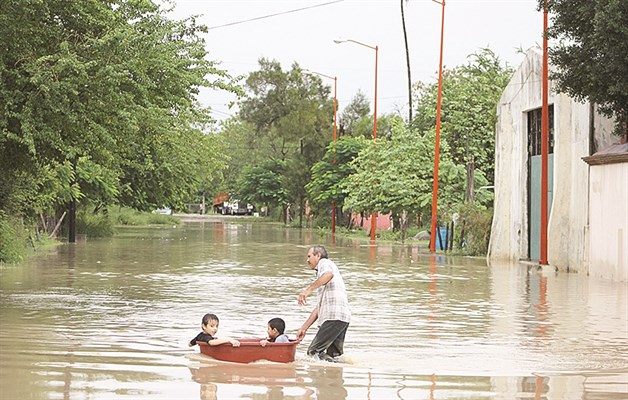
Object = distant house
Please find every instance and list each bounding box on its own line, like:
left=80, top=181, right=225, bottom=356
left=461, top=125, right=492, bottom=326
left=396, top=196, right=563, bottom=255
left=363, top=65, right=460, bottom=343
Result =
left=488, top=48, right=627, bottom=281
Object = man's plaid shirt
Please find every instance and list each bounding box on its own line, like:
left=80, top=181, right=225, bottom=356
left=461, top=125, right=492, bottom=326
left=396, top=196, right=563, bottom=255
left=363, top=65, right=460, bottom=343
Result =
left=315, top=258, right=351, bottom=324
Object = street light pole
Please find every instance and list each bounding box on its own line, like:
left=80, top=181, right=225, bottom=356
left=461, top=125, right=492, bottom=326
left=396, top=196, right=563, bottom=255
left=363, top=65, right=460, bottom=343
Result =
left=429, top=0, right=446, bottom=253
left=334, top=39, right=379, bottom=241
left=304, top=70, right=338, bottom=235
left=540, top=0, right=549, bottom=265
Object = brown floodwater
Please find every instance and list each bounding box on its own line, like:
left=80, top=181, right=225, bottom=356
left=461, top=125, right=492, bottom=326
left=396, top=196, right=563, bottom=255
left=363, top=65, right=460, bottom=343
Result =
left=1, top=218, right=626, bottom=399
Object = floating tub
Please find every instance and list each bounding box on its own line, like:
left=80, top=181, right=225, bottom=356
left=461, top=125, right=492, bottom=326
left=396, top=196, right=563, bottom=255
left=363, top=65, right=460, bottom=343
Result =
left=197, top=338, right=301, bottom=363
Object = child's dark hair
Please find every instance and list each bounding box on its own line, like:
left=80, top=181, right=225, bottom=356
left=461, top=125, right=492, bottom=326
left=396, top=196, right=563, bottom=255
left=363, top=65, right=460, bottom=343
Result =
left=202, top=313, right=219, bottom=326
left=268, top=317, right=285, bottom=334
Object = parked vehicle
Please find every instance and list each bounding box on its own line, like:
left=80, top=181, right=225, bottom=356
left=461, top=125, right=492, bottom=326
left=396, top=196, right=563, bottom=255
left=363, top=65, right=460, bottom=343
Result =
left=227, top=200, right=254, bottom=215
left=212, top=193, right=254, bottom=215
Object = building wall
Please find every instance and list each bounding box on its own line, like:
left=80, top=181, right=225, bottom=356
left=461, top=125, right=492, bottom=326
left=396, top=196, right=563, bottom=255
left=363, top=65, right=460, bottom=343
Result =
left=588, top=162, right=628, bottom=281
left=546, top=96, right=615, bottom=272
left=488, top=48, right=615, bottom=273
left=489, top=49, right=549, bottom=262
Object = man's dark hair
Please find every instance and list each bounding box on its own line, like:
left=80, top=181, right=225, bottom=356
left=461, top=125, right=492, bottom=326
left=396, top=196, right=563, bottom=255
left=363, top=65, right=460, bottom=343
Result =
left=310, top=245, right=328, bottom=259
left=202, top=313, right=219, bottom=327
left=268, top=317, right=285, bottom=334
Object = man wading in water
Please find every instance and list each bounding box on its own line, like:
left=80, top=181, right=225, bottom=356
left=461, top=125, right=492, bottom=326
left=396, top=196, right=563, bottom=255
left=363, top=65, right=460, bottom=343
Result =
left=296, top=245, right=350, bottom=362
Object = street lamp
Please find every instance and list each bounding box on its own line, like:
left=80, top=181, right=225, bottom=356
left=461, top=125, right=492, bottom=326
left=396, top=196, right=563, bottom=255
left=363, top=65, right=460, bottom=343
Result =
left=334, top=38, right=378, bottom=241
left=304, top=69, right=338, bottom=236
left=540, top=0, right=549, bottom=265
left=429, top=0, right=446, bottom=253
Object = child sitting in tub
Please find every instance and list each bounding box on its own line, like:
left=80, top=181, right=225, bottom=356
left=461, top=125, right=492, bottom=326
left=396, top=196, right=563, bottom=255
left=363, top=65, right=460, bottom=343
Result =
left=259, top=317, right=290, bottom=346
left=189, top=313, right=240, bottom=347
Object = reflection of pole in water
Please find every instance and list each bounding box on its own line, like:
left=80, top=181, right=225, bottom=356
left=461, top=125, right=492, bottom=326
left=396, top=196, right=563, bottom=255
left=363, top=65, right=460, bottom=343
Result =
left=526, top=271, right=551, bottom=341
left=428, top=255, right=438, bottom=340
left=370, top=243, right=376, bottom=268
left=535, top=276, right=549, bottom=338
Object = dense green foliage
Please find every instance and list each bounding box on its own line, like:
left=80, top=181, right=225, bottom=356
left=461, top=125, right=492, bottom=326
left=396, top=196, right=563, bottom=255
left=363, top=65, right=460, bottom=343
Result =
left=413, top=49, right=513, bottom=185
left=0, top=213, right=29, bottom=263
left=342, top=119, right=482, bottom=240
left=306, top=136, right=368, bottom=213
left=542, top=0, right=627, bottom=134
left=0, top=0, right=237, bottom=228
left=236, top=159, right=289, bottom=211
left=234, top=59, right=334, bottom=221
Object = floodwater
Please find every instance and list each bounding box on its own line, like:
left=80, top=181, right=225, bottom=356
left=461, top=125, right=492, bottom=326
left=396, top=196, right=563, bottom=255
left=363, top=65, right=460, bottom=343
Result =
left=1, top=218, right=626, bottom=400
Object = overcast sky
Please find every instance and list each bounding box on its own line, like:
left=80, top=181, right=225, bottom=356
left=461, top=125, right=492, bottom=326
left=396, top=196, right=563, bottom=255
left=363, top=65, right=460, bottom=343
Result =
left=164, top=0, right=545, bottom=121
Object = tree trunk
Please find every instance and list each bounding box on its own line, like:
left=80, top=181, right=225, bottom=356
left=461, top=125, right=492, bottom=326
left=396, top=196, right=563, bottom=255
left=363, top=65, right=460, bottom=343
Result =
left=68, top=158, right=77, bottom=243
left=401, top=0, right=413, bottom=122
left=400, top=210, right=409, bottom=242
left=465, top=156, right=475, bottom=202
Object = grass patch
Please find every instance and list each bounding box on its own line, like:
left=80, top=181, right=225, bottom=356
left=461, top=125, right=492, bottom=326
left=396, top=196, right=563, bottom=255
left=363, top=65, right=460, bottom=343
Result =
left=110, top=207, right=180, bottom=226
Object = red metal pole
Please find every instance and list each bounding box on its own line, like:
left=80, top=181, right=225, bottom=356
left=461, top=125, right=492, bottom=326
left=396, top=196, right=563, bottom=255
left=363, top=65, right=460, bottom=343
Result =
left=429, top=0, right=445, bottom=252
left=540, top=1, right=549, bottom=264
left=370, top=45, right=379, bottom=242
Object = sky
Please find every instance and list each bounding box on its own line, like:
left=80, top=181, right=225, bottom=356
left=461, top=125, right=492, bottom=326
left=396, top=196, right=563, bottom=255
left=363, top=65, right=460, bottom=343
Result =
left=164, top=0, right=546, bottom=122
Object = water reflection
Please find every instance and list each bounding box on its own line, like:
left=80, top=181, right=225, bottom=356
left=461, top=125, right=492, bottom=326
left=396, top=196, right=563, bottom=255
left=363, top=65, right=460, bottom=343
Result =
left=0, top=219, right=626, bottom=399
left=189, top=358, right=346, bottom=400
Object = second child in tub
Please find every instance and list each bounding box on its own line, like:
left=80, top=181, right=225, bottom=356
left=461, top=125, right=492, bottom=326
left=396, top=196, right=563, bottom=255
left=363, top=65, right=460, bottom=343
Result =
left=260, top=317, right=289, bottom=346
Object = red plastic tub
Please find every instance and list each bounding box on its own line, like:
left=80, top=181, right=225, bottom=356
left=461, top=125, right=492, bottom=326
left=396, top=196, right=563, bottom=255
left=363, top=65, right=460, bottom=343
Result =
left=197, top=338, right=301, bottom=364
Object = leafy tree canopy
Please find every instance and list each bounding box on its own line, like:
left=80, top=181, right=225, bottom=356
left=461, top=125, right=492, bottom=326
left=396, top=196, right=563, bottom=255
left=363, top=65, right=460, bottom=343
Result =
left=236, top=59, right=335, bottom=217
left=413, top=48, right=513, bottom=184
left=306, top=135, right=369, bottom=210
left=342, top=118, right=490, bottom=238
left=0, top=0, right=238, bottom=218
left=542, top=0, right=628, bottom=134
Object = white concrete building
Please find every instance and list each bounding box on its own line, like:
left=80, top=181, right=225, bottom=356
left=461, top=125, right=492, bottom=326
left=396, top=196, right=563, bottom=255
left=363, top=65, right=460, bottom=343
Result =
left=488, top=48, right=626, bottom=281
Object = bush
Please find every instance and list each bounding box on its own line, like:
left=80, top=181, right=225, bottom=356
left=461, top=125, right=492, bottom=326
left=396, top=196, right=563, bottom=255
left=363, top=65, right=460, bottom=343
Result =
left=0, top=213, right=29, bottom=263
left=146, top=212, right=179, bottom=225
left=76, top=209, right=115, bottom=237
left=456, top=203, right=493, bottom=256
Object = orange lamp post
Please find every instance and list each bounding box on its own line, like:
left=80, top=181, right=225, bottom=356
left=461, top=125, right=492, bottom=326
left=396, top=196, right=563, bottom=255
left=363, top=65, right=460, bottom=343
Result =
left=305, top=70, right=338, bottom=235
left=429, top=0, right=446, bottom=253
left=540, top=0, right=549, bottom=265
left=334, top=39, right=379, bottom=241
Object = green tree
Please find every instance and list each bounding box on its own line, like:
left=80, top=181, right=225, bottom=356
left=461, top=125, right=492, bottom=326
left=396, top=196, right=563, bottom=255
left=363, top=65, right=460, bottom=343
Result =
left=0, top=0, right=237, bottom=238
left=343, top=119, right=474, bottom=240
left=413, top=48, right=512, bottom=186
left=542, top=0, right=627, bottom=134
left=306, top=136, right=368, bottom=224
left=237, top=59, right=333, bottom=224
left=236, top=159, right=289, bottom=215
left=339, top=91, right=371, bottom=137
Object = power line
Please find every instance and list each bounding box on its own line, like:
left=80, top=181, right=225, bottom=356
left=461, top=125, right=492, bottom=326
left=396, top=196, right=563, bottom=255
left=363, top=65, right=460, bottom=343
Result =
left=206, top=0, right=345, bottom=30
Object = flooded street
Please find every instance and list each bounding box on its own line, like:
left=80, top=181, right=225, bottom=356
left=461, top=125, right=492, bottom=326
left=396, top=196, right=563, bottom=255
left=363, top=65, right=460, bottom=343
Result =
left=1, top=219, right=626, bottom=399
